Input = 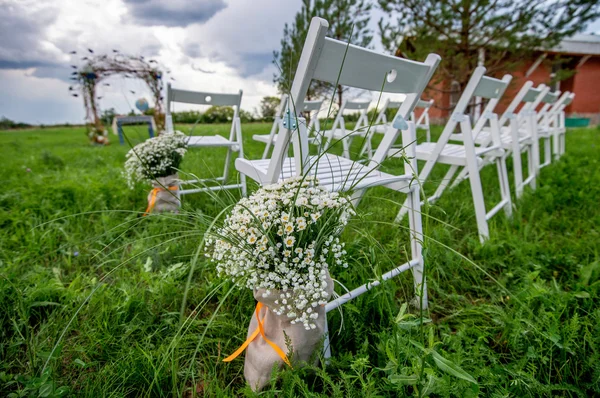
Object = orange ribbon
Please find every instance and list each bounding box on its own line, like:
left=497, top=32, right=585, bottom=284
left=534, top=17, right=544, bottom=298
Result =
left=223, top=302, right=292, bottom=368
left=143, top=186, right=178, bottom=216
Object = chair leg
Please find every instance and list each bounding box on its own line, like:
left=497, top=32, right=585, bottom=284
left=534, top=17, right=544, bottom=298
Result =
left=496, top=155, right=512, bottom=218
left=323, top=316, right=332, bottom=360
left=461, top=122, right=490, bottom=242
left=432, top=165, right=459, bottom=200
left=552, top=131, right=560, bottom=161
left=407, top=186, right=427, bottom=309
left=342, top=138, right=351, bottom=159
left=223, top=148, right=233, bottom=182
left=543, top=136, right=551, bottom=166
left=510, top=122, right=524, bottom=199
left=450, top=166, right=469, bottom=189
left=527, top=145, right=536, bottom=190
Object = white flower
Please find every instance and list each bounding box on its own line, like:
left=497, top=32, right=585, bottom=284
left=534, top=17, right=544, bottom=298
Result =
left=123, top=131, right=188, bottom=188
left=284, top=236, right=296, bottom=247
left=207, top=176, right=353, bottom=330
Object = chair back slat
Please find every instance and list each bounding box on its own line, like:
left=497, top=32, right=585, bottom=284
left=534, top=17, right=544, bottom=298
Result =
left=474, top=76, right=510, bottom=99
left=416, top=99, right=433, bottom=108
left=564, top=92, right=575, bottom=106
left=313, top=38, right=434, bottom=94
left=472, top=74, right=512, bottom=135
left=167, top=86, right=242, bottom=109
left=542, top=91, right=559, bottom=104
left=265, top=17, right=440, bottom=182
left=344, top=100, right=370, bottom=110
left=523, top=86, right=544, bottom=103
left=303, top=100, right=322, bottom=112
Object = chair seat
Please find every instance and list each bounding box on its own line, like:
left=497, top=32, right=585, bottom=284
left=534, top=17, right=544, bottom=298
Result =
left=235, top=153, right=412, bottom=193
left=469, top=129, right=532, bottom=147
left=186, top=135, right=236, bottom=147
left=323, top=128, right=367, bottom=140
left=414, top=142, right=499, bottom=165
left=253, top=133, right=319, bottom=145
left=252, top=134, right=272, bottom=144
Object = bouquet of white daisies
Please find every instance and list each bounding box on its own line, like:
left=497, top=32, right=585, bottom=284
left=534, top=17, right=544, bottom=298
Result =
left=207, top=176, right=355, bottom=330
left=123, top=132, right=188, bottom=188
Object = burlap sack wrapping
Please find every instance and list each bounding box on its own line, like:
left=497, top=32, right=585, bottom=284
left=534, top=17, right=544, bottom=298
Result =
left=244, top=272, right=334, bottom=391
left=147, top=174, right=180, bottom=213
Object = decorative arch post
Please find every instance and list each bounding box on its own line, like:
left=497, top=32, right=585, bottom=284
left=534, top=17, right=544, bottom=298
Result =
left=70, top=53, right=166, bottom=144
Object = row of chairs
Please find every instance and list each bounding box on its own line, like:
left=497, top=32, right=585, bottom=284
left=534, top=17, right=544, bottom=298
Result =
left=163, top=17, right=573, bottom=358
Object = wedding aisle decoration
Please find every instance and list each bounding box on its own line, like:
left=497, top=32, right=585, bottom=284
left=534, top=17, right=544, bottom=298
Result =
left=123, top=132, right=188, bottom=214
left=207, top=176, right=355, bottom=390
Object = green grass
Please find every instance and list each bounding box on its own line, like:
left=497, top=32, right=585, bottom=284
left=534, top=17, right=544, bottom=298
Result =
left=0, top=123, right=599, bottom=397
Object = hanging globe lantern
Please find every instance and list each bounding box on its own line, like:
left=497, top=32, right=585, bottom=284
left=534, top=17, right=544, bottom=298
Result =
left=135, top=98, right=149, bottom=112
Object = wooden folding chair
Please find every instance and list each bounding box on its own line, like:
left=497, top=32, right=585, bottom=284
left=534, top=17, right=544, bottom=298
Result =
left=254, top=98, right=324, bottom=159
left=393, top=67, right=513, bottom=242
left=321, top=99, right=371, bottom=159
left=165, top=84, right=247, bottom=196
left=234, top=17, right=440, bottom=358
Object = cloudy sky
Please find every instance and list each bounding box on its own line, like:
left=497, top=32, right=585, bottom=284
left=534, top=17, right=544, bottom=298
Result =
left=0, top=0, right=599, bottom=125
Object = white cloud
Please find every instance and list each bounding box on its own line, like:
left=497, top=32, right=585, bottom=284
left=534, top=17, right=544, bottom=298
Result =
left=0, top=0, right=301, bottom=124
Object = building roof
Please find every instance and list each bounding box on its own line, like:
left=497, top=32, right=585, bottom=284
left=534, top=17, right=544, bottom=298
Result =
left=553, top=34, right=600, bottom=56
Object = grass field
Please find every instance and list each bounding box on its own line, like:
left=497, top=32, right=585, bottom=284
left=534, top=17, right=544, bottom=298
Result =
left=0, top=123, right=599, bottom=397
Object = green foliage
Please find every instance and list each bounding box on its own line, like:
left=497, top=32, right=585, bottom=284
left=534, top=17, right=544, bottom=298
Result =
left=274, top=0, right=373, bottom=105
left=0, top=117, right=32, bottom=130
left=0, top=123, right=599, bottom=396
left=260, top=96, right=282, bottom=120
left=100, top=108, right=117, bottom=126
left=169, top=107, right=256, bottom=125
left=378, top=0, right=600, bottom=90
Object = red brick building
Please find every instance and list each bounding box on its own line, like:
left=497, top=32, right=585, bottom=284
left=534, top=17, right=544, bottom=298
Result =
left=424, top=34, right=600, bottom=125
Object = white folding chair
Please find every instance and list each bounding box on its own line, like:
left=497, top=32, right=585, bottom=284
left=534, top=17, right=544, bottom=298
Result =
left=393, top=67, right=513, bottom=242
left=357, top=98, right=402, bottom=158
left=535, top=90, right=561, bottom=169
left=254, top=98, right=324, bottom=159
left=360, top=98, right=434, bottom=158
left=414, top=99, right=434, bottom=142
left=321, top=99, right=371, bottom=159
left=234, top=17, right=441, bottom=358
left=165, top=84, right=247, bottom=196
left=469, top=82, right=549, bottom=198
left=553, top=92, right=575, bottom=160
left=252, top=94, right=288, bottom=159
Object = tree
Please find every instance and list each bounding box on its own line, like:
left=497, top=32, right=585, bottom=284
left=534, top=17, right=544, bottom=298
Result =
left=260, top=96, right=282, bottom=120
left=378, top=0, right=600, bottom=109
left=274, top=0, right=373, bottom=106
left=100, top=108, right=117, bottom=125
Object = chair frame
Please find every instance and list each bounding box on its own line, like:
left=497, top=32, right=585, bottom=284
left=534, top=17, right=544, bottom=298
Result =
left=393, top=67, right=513, bottom=242
left=165, top=84, right=247, bottom=196
left=321, top=99, right=371, bottom=159
left=255, top=97, right=324, bottom=159
left=552, top=92, right=575, bottom=160
left=233, top=17, right=441, bottom=359
left=360, top=98, right=434, bottom=158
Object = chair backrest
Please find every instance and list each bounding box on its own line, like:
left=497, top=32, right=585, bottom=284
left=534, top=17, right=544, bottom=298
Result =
left=323, top=98, right=371, bottom=138
left=265, top=17, right=440, bottom=182
left=441, top=67, right=511, bottom=143
left=303, top=99, right=323, bottom=132
left=413, top=99, right=434, bottom=127
left=416, top=67, right=511, bottom=193
left=165, top=83, right=243, bottom=133
left=303, top=99, right=322, bottom=112
left=497, top=83, right=547, bottom=127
